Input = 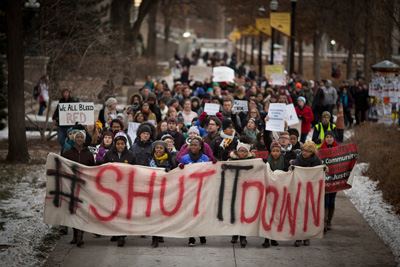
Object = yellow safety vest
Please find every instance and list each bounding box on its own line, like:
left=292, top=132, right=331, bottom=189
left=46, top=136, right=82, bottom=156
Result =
left=315, top=123, right=336, bottom=149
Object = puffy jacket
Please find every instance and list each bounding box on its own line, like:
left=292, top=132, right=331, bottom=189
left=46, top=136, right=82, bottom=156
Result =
left=176, top=142, right=215, bottom=162
left=102, top=146, right=136, bottom=164
left=295, top=105, right=314, bottom=134
left=179, top=153, right=210, bottom=164
left=130, top=140, right=153, bottom=166
left=210, top=134, right=239, bottom=161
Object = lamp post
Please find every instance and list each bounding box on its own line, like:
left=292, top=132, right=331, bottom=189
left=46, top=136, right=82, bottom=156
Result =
left=258, top=6, right=266, bottom=77
left=25, top=0, right=40, bottom=55
left=289, top=0, right=297, bottom=75
left=330, top=39, right=336, bottom=59
left=183, top=17, right=191, bottom=38
left=270, top=0, right=278, bottom=65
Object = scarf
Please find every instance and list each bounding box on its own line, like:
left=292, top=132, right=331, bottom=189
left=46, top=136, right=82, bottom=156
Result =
left=220, top=130, right=235, bottom=149
left=340, top=93, right=348, bottom=108
left=189, top=150, right=203, bottom=163
left=281, top=143, right=292, bottom=154
left=296, top=154, right=320, bottom=167
left=154, top=152, right=168, bottom=163
left=267, top=154, right=285, bottom=171
left=245, top=127, right=258, bottom=142
left=142, top=109, right=150, bottom=116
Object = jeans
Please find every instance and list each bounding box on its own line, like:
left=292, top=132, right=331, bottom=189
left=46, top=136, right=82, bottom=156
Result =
left=57, top=126, right=69, bottom=147
left=38, top=101, right=47, bottom=116
left=300, top=133, right=308, bottom=143
left=324, top=192, right=337, bottom=209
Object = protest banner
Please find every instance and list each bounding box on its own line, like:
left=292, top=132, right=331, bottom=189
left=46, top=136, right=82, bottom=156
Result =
left=285, top=104, right=299, bottom=126
left=234, top=100, right=249, bottom=112
left=213, top=66, right=235, bottom=83
left=127, top=122, right=140, bottom=143
left=254, top=151, right=269, bottom=159
left=269, top=74, right=287, bottom=86
left=44, top=154, right=325, bottom=240
left=204, top=103, right=221, bottom=115
left=270, top=13, right=291, bottom=36
left=189, top=66, right=212, bottom=82
left=265, top=65, right=283, bottom=79
left=265, top=103, right=286, bottom=132
left=317, top=143, right=358, bottom=193
left=59, top=102, right=94, bottom=126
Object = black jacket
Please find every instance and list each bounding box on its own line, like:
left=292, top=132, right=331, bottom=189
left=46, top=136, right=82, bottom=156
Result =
left=52, top=97, right=79, bottom=126
left=130, top=139, right=153, bottom=166
left=63, top=147, right=95, bottom=166
left=210, top=134, right=239, bottom=161
left=102, top=146, right=136, bottom=165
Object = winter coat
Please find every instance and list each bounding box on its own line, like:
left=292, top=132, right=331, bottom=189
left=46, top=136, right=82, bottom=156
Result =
left=293, top=154, right=322, bottom=168
left=228, top=151, right=254, bottom=160
left=176, top=142, right=215, bottom=162
left=323, top=85, right=338, bottom=106
left=281, top=144, right=297, bottom=163
left=353, top=88, right=369, bottom=111
left=102, top=146, right=136, bottom=165
left=157, top=130, right=186, bottom=150
left=295, top=105, right=314, bottom=134
left=180, top=110, right=198, bottom=125
left=52, top=97, right=79, bottom=126
left=210, top=134, right=239, bottom=161
left=149, top=154, right=176, bottom=170
left=338, top=92, right=354, bottom=110
left=312, top=88, right=325, bottom=109
left=304, top=88, right=314, bottom=108
left=319, top=140, right=339, bottom=150
left=203, top=132, right=219, bottom=146
left=312, top=122, right=337, bottom=149
left=179, top=153, right=210, bottom=164
left=130, top=139, right=153, bottom=166
left=63, top=147, right=95, bottom=166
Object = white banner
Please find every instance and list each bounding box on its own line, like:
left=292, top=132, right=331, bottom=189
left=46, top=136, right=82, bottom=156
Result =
left=265, top=103, right=286, bottom=132
left=44, top=154, right=324, bottom=240
left=234, top=100, right=249, bottom=112
left=59, top=102, right=94, bottom=126
left=213, top=66, right=235, bottom=83
left=189, top=66, right=212, bottom=82
left=285, top=104, right=300, bottom=126
left=269, top=74, right=287, bottom=86
left=204, top=103, right=220, bottom=115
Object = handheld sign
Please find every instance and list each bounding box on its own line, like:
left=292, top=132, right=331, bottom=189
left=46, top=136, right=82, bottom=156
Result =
left=213, top=66, right=235, bottom=83
left=127, top=122, right=140, bottom=143
left=189, top=66, right=212, bottom=82
left=234, top=100, right=248, bottom=112
left=204, top=103, right=220, bottom=115
left=285, top=104, right=299, bottom=126
left=265, top=65, right=283, bottom=79
left=265, top=103, right=286, bottom=132
left=269, top=73, right=287, bottom=86
left=59, top=102, right=94, bottom=126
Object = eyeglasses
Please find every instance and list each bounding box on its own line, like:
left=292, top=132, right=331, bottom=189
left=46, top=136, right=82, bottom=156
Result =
left=303, top=150, right=313, bottom=154
left=279, top=137, right=290, bottom=140
left=250, top=111, right=257, bottom=114
left=208, top=123, right=217, bottom=126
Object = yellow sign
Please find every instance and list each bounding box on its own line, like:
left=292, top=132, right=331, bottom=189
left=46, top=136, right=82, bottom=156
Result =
left=256, top=18, right=271, bottom=36
left=229, top=31, right=241, bottom=41
left=240, top=25, right=260, bottom=36
left=271, top=13, right=291, bottom=36
left=265, top=65, right=284, bottom=79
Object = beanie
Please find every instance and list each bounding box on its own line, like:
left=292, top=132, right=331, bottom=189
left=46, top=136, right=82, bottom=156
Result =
left=325, top=131, right=335, bottom=138
left=297, top=96, right=306, bottom=105
left=188, top=126, right=200, bottom=136
left=116, top=113, right=125, bottom=119
left=153, top=140, right=168, bottom=151
left=288, top=128, right=299, bottom=138
left=96, top=120, right=103, bottom=131
left=167, top=117, right=178, bottom=124
left=105, top=97, right=117, bottom=107
left=270, top=140, right=282, bottom=150
left=296, top=82, right=302, bottom=89
left=222, top=120, right=234, bottom=130
left=101, top=131, right=114, bottom=140
left=138, top=125, right=152, bottom=136
left=73, top=129, right=86, bottom=140
left=114, top=131, right=127, bottom=144
left=161, top=134, right=174, bottom=142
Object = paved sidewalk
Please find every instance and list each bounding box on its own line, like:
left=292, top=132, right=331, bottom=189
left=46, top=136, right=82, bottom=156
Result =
left=43, top=191, right=397, bottom=267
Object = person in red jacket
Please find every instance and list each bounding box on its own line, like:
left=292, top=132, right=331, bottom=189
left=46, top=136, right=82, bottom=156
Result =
left=295, top=96, right=314, bottom=143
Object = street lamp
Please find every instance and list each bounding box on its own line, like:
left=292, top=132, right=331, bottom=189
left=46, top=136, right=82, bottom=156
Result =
left=183, top=17, right=191, bottom=38
left=270, top=0, right=278, bottom=65
left=25, top=0, right=40, bottom=8
left=330, top=39, right=336, bottom=58
left=258, top=7, right=266, bottom=77
left=289, top=0, right=297, bottom=75
left=25, top=0, right=40, bottom=55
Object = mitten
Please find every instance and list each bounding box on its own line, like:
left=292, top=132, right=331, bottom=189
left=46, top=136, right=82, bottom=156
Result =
left=262, top=158, right=268, bottom=164
left=165, top=168, right=171, bottom=173
left=216, top=112, right=223, bottom=122
left=199, top=112, right=207, bottom=122
left=178, top=163, right=185, bottom=169
left=212, top=158, right=218, bottom=164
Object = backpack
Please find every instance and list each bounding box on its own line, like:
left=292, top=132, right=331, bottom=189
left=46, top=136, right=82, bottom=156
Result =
left=33, top=85, right=40, bottom=100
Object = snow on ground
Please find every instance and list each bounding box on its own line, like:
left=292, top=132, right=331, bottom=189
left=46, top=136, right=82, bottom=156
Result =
left=0, top=166, right=51, bottom=267
left=345, top=163, right=400, bottom=263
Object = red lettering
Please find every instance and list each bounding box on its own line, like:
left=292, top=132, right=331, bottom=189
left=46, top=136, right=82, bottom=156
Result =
left=189, top=170, right=216, bottom=217
left=277, top=183, right=301, bottom=236
left=89, top=166, right=123, bottom=221
left=240, top=181, right=264, bottom=224
left=126, top=170, right=155, bottom=219
left=159, top=175, right=185, bottom=216
left=261, top=186, right=279, bottom=231
left=66, top=113, right=72, bottom=124
left=303, top=179, right=323, bottom=232
left=73, top=113, right=79, bottom=123
left=80, top=113, right=86, bottom=123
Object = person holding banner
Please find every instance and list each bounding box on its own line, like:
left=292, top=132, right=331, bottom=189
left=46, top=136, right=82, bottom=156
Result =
left=130, top=124, right=155, bottom=166
left=94, top=131, right=114, bottom=163
left=295, top=97, right=314, bottom=143
left=290, top=141, right=323, bottom=247
left=62, top=128, right=95, bottom=247
left=211, top=120, right=239, bottom=161
left=178, top=136, right=212, bottom=246
left=312, top=111, right=338, bottom=149
left=319, top=131, right=339, bottom=233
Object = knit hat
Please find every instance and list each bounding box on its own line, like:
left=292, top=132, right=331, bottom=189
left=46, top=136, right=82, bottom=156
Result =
left=153, top=140, right=168, bottom=151
left=105, top=97, right=117, bottom=107
left=167, top=117, right=178, bottom=124
left=114, top=131, right=127, bottom=144
left=288, top=128, right=299, bottom=138
left=116, top=113, right=124, bottom=119
left=108, top=114, right=117, bottom=120
left=72, top=129, right=86, bottom=140
left=188, top=126, right=200, bottom=136
left=96, top=120, right=103, bottom=131
left=138, top=125, right=152, bottom=135
left=102, top=131, right=114, bottom=140
left=270, top=140, right=281, bottom=150
left=325, top=131, right=335, bottom=138
left=222, top=120, right=234, bottom=130
left=322, top=111, right=331, bottom=118
left=297, top=96, right=306, bottom=105
left=161, top=134, right=174, bottom=142
left=296, top=82, right=302, bottom=89
left=309, top=80, right=315, bottom=88
left=303, top=141, right=317, bottom=154
left=203, top=93, right=211, bottom=100
left=236, top=141, right=251, bottom=152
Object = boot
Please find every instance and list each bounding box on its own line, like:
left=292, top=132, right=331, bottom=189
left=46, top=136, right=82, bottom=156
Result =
left=60, top=226, right=68, bottom=235
left=151, top=236, right=159, bottom=248
left=75, top=229, right=84, bottom=247
left=303, top=239, right=310, bottom=246
left=188, top=237, right=196, bottom=246
left=294, top=240, right=302, bottom=247
left=158, top=237, right=164, bottom=243
left=231, top=235, right=238, bottom=243
left=200, top=236, right=207, bottom=244
left=327, top=208, right=335, bottom=230
left=70, top=228, right=77, bottom=244
left=110, top=236, right=118, bottom=242
left=324, top=209, right=328, bottom=233
left=117, top=236, right=126, bottom=247
left=240, top=236, right=247, bottom=248
left=262, top=238, right=270, bottom=248
left=271, top=240, right=279, bottom=246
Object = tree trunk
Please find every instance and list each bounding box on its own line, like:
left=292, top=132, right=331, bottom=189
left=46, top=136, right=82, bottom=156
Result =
left=363, top=0, right=371, bottom=83
left=346, top=43, right=353, bottom=79
left=313, top=27, right=321, bottom=81
left=5, top=0, right=30, bottom=163
left=146, top=4, right=157, bottom=59
left=298, top=37, right=303, bottom=75
left=163, top=21, right=171, bottom=60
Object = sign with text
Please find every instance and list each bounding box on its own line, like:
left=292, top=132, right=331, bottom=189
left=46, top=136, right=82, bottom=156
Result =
left=59, top=102, right=94, bottom=126
left=213, top=66, right=235, bottom=83
left=44, top=154, right=325, bottom=240
left=318, top=143, right=358, bottom=193
left=189, top=66, right=212, bottom=82
left=204, top=103, right=220, bottom=115
left=265, top=103, right=286, bottom=132
left=271, top=13, right=291, bottom=36
left=265, top=65, right=283, bottom=79
left=254, top=151, right=269, bottom=159
left=285, top=104, right=300, bottom=126
left=269, top=74, right=287, bottom=86
left=234, top=100, right=249, bottom=112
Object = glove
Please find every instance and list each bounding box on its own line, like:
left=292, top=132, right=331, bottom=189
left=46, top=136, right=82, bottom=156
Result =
left=262, top=158, right=268, bottom=164
left=199, top=112, right=207, bottom=122
left=178, top=163, right=185, bottom=169
left=212, top=158, right=218, bottom=164
left=316, top=139, right=322, bottom=144
left=165, top=168, right=171, bottom=173
left=216, top=112, right=223, bottom=122
left=323, top=166, right=329, bottom=173
left=298, top=115, right=305, bottom=121
left=289, top=165, right=295, bottom=171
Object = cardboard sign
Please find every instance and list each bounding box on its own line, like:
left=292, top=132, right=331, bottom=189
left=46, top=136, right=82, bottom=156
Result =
left=285, top=104, right=300, bottom=126
left=44, top=154, right=325, bottom=240
left=269, top=74, right=287, bottom=86
left=204, top=103, right=220, bottom=115
left=234, top=100, right=249, bottom=112
left=265, top=103, right=286, bottom=132
left=189, top=66, right=212, bottom=82
left=58, top=102, right=94, bottom=126
left=265, top=65, right=284, bottom=79
left=213, top=66, right=235, bottom=83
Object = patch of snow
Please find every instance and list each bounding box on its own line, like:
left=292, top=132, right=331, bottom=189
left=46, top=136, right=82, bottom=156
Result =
left=345, top=163, right=400, bottom=263
left=0, top=126, right=57, bottom=140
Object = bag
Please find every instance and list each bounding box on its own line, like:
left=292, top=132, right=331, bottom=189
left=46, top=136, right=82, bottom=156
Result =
left=33, top=85, right=40, bottom=100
